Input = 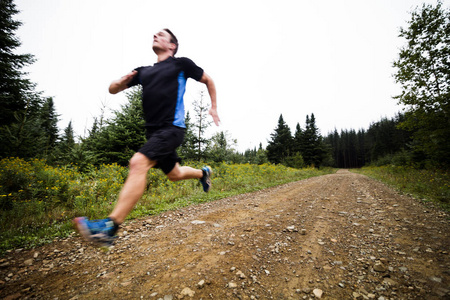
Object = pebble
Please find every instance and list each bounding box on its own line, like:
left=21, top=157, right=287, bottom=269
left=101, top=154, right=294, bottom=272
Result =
left=180, top=287, right=195, bottom=297
left=373, top=263, right=386, bottom=272
left=23, top=259, right=33, bottom=266
left=383, top=278, right=397, bottom=286
left=197, top=280, right=205, bottom=289
left=191, top=220, right=205, bottom=225
left=429, top=276, right=442, bottom=283
left=236, top=270, right=246, bottom=279
left=313, top=288, right=323, bottom=298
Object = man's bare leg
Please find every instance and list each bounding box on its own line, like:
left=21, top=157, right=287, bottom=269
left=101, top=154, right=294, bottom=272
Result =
left=167, top=163, right=203, bottom=182
left=74, top=156, right=211, bottom=247
left=167, top=164, right=212, bottom=192
left=109, top=152, right=156, bottom=224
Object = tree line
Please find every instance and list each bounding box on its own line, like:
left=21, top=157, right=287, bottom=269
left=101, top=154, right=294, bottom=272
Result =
left=324, top=114, right=412, bottom=168
left=1, top=0, right=448, bottom=170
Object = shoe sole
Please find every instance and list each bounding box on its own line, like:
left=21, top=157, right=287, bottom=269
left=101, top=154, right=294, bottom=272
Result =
left=73, top=217, right=91, bottom=242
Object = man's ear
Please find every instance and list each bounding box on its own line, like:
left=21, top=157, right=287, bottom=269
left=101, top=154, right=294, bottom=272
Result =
left=169, top=43, right=176, bottom=52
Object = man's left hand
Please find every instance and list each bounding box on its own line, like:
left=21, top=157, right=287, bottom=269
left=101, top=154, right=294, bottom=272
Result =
left=209, top=108, right=220, bottom=126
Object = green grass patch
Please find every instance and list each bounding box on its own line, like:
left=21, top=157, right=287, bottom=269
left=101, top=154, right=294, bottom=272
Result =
left=354, top=166, right=449, bottom=211
left=0, top=157, right=335, bottom=255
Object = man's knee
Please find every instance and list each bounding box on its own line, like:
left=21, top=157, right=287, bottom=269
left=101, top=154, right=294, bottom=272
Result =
left=129, top=153, right=154, bottom=173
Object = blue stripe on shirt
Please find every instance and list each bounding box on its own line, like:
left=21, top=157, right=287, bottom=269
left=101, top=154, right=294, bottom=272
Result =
left=173, top=71, right=187, bottom=128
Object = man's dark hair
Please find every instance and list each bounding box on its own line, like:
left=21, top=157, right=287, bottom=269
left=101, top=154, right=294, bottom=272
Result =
left=164, top=28, right=178, bottom=56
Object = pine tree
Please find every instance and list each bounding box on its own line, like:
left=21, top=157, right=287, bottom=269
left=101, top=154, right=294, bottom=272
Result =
left=255, top=143, right=268, bottom=165
left=0, top=0, right=48, bottom=159
left=292, top=123, right=303, bottom=154
left=266, top=114, right=292, bottom=164
left=59, top=121, right=75, bottom=154
left=0, top=0, right=37, bottom=127
left=301, top=114, right=316, bottom=166
left=39, top=97, right=59, bottom=155
left=191, top=90, right=212, bottom=161
left=0, top=109, right=44, bottom=158
left=209, top=131, right=237, bottom=163
left=81, top=87, right=146, bottom=166
left=178, top=111, right=197, bottom=160
left=51, top=121, right=76, bottom=165
left=301, top=114, right=326, bottom=167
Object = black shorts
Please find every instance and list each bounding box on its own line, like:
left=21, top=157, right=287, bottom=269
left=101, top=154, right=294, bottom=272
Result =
left=138, top=126, right=185, bottom=174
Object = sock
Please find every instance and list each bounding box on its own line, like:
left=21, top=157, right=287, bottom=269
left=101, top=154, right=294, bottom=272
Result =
left=107, top=217, right=120, bottom=235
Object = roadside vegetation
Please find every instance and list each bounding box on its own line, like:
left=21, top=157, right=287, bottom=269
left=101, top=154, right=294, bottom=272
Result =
left=0, top=157, right=334, bottom=255
left=355, top=166, right=449, bottom=211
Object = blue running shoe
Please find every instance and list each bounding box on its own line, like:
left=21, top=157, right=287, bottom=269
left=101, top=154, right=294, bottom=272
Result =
left=73, top=217, right=118, bottom=248
left=200, top=166, right=212, bottom=192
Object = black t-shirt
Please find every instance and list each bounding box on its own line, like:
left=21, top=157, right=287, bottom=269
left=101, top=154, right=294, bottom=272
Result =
left=127, top=56, right=204, bottom=128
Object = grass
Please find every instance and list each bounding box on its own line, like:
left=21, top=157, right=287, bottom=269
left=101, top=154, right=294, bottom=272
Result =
left=354, top=165, right=450, bottom=211
left=0, top=157, right=335, bottom=255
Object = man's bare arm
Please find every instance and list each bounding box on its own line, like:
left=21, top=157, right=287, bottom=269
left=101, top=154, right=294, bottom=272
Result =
left=109, top=70, right=138, bottom=94
left=199, top=72, right=220, bottom=126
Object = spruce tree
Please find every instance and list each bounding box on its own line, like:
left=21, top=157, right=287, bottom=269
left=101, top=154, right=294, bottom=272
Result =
left=266, top=114, right=292, bottom=164
left=52, top=121, right=77, bottom=166
left=301, top=114, right=326, bottom=167
left=255, top=143, right=268, bottom=165
left=209, top=131, right=238, bottom=163
left=292, top=123, right=303, bottom=154
left=191, top=90, right=212, bottom=161
left=0, top=0, right=37, bottom=127
left=178, top=111, right=197, bottom=160
left=59, top=121, right=75, bottom=154
left=81, top=87, right=146, bottom=166
left=39, top=97, right=59, bottom=155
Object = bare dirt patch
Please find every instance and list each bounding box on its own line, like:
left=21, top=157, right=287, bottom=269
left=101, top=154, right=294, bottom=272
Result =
left=1, top=170, right=449, bottom=299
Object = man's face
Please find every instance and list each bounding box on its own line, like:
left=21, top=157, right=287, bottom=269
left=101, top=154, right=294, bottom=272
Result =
left=153, top=30, right=174, bottom=54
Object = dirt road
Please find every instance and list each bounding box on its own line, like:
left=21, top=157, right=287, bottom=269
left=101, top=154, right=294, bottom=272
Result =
left=1, top=170, right=449, bottom=299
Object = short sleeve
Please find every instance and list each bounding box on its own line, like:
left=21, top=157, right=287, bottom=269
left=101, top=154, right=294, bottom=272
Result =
left=179, top=57, right=204, bottom=81
left=127, top=67, right=143, bottom=88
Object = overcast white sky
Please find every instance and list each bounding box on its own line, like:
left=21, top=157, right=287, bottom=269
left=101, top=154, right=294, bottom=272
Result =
left=14, top=0, right=440, bottom=151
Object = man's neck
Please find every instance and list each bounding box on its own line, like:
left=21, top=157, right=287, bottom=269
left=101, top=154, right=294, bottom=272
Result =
left=156, top=52, right=173, bottom=63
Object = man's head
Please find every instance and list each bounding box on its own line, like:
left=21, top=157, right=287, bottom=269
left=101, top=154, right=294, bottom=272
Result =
left=153, top=29, right=178, bottom=56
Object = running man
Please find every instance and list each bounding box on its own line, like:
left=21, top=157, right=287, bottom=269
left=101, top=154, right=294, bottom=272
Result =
left=74, top=29, right=220, bottom=247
